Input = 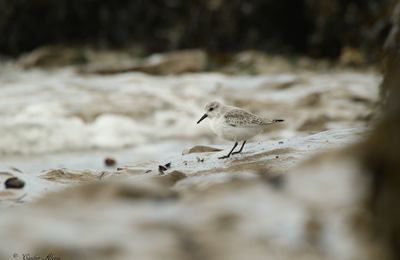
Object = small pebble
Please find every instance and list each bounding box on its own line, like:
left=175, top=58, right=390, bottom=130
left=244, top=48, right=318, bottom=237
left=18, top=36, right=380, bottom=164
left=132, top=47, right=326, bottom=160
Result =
left=5, top=177, right=25, bottom=189
left=164, top=162, right=171, bottom=169
left=145, top=170, right=152, bottom=173
left=104, top=157, right=116, bottom=166
left=275, top=155, right=279, bottom=159
left=117, top=168, right=123, bottom=171
left=159, top=165, right=168, bottom=173
left=278, top=141, right=284, bottom=144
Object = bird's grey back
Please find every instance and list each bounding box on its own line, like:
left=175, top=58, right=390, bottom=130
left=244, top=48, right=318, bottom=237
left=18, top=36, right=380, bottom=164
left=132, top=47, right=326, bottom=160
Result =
left=223, top=109, right=274, bottom=127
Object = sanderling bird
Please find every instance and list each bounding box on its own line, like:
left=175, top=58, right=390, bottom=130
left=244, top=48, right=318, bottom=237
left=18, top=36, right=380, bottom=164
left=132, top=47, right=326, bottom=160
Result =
left=197, top=101, right=284, bottom=159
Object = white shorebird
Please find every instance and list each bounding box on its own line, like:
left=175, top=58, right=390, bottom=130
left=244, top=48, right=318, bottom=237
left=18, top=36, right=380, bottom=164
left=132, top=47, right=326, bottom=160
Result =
left=197, top=101, right=284, bottom=159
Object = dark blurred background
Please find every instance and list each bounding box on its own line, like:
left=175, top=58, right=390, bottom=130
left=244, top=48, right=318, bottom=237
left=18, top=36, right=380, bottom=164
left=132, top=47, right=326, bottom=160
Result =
left=0, top=0, right=396, bottom=61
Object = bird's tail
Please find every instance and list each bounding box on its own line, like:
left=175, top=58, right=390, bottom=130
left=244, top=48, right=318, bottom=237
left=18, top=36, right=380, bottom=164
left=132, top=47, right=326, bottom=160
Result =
left=262, top=119, right=284, bottom=125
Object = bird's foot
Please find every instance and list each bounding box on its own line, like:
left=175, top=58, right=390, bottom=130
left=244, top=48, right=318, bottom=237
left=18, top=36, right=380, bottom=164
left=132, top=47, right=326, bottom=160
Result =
left=218, top=155, right=230, bottom=159
left=231, top=151, right=241, bottom=155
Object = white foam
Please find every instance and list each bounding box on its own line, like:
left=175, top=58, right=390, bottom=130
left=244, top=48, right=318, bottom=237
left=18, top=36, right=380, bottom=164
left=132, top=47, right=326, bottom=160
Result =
left=0, top=69, right=380, bottom=156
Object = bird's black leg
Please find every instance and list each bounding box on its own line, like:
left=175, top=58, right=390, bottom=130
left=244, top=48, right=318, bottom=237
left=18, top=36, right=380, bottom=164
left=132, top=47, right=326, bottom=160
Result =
left=232, top=141, right=247, bottom=155
left=218, top=142, right=238, bottom=159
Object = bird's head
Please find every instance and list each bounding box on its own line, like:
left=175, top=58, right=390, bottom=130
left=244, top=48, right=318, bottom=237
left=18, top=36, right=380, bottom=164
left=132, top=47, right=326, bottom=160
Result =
left=197, top=101, right=222, bottom=124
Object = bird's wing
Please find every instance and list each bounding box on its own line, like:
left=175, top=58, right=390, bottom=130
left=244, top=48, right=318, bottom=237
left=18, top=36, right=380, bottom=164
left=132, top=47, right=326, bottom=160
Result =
left=224, top=109, right=284, bottom=127
left=224, top=109, right=264, bottom=127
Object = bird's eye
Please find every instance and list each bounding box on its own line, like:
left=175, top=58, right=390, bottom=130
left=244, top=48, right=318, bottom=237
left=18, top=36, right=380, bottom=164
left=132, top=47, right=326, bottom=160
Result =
left=209, top=107, right=214, bottom=111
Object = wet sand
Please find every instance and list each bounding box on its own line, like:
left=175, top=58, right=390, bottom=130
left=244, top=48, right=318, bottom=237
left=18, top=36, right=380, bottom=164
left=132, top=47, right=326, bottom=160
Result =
left=0, top=64, right=382, bottom=259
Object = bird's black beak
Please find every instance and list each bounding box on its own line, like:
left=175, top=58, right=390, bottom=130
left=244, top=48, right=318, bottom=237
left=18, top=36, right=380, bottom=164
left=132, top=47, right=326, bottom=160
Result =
left=197, top=114, right=208, bottom=124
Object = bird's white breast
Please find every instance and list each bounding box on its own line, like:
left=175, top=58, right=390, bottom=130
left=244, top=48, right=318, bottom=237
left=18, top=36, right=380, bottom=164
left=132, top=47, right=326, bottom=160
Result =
left=209, top=117, right=262, bottom=142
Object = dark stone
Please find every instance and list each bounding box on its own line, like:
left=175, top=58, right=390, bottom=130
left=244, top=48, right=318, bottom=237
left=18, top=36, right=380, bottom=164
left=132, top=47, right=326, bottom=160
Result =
left=4, top=177, right=25, bottom=189
left=104, top=157, right=116, bottom=167
left=158, top=165, right=168, bottom=174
